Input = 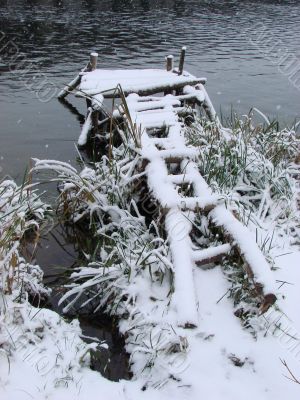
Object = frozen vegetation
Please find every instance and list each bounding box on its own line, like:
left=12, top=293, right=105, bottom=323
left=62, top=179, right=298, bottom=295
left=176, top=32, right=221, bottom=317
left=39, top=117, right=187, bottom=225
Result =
left=0, top=110, right=300, bottom=399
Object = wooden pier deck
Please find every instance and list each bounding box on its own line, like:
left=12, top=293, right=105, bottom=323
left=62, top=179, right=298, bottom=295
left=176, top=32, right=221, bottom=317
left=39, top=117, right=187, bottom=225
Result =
left=58, top=49, right=277, bottom=328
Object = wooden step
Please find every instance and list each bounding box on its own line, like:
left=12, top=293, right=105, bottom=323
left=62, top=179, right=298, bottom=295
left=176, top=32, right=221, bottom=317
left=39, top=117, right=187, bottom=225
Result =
left=192, top=244, right=231, bottom=266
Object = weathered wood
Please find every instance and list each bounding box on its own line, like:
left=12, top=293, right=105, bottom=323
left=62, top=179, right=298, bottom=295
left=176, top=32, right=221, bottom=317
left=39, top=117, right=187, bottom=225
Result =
left=60, top=53, right=278, bottom=324
left=58, top=72, right=85, bottom=100
left=165, top=55, right=174, bottom=95
left=89, top=52, right=98, bottom=71
left=178, top=46, right=186, bottom=75
left=58, top=51, right=98, bottom=100
left=166, top=55, right=174, bottom=72
left=195, top=83, right=218, bottom=122
left=208, top=208, right=277, bottom=313
left=75, top=77, right=207, bottom=98
left=91, top=110, right=99, bottom=136
left=192, top=244, right=231, bottom=267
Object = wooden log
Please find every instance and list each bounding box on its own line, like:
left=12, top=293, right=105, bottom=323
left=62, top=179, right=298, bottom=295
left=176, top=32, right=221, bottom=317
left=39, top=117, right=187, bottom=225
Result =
left=208, top=207, right=277, bottom=313
left=192, top=244, right=231, bottom=267
left=58, top=52, right=98, bottom=100
left=58, top=72, right=85, bottom=100
left=178, top=46, right=186, bottom=75
left=74, top=77, right=207, bottom=98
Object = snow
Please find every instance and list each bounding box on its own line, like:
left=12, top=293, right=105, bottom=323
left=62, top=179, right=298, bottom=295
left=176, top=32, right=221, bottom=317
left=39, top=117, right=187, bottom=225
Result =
left=78, top=107, right=92, bottom=146
left=192, top=243, right=231, bottom=262
left=166, top=209, right=199, bottom=327
left=79, top=68, right=206, bottom=96
left=210, top=205, right=277, bottom=294
left=2, top=143, right=299, bottom=400
left=2, top=65, right=300, bottom=400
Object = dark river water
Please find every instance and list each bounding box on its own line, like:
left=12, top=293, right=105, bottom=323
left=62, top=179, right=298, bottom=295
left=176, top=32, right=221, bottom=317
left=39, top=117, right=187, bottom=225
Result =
left=0, top=0, right=300, bottom=181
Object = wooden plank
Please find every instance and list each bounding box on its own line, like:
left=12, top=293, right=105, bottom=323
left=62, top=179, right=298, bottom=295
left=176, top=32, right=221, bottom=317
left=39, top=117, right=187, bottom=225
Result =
left=192, top=244, right=231, bottom=266
left=75, top=77, right=207, bottom=98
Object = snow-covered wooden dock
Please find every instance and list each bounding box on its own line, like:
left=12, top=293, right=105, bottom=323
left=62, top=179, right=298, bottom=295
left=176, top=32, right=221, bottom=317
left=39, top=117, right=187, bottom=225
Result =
left=58, top=49, right=277, bottom=328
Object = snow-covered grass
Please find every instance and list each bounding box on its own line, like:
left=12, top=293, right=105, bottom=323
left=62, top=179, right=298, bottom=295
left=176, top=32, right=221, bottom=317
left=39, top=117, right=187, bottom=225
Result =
left=1, top=105, right=299, bottom=399
left=0, top=178, right=51, bottom=301
left=0, top=178, right=110, bottom=400
left=187, top=110, right=299, bottom=330
left=30, top=107, right=300, bottom=397
left=33, top=146, right=183, bottom=386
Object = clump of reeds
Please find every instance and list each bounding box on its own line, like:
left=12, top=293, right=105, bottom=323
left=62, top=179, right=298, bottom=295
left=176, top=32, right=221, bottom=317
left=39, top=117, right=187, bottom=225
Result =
left=0, top=177, right=51, bottom=304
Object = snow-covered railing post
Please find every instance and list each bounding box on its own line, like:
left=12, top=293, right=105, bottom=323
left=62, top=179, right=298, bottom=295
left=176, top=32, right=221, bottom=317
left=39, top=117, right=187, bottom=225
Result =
left=166, top=55, right=174, bottom=72
left=165, top=54, right=174, bottom=95
left=89, top=52, right=98, bottom=71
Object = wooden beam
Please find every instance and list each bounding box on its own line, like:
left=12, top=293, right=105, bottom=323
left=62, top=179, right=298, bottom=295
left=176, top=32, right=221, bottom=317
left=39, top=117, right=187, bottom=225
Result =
left=58, top=51, right=98, bottom=100
left=192, top=244, right=231, bottom=267
left=75, top=77, right=207, bottom=98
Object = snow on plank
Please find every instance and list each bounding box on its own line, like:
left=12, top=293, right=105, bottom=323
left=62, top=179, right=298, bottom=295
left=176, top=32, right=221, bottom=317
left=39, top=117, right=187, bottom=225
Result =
left=209, top=206, right=277, bottom=295
left=182, top=160, right=277, bottom=309
left=79, top=68, right=207, bottom=97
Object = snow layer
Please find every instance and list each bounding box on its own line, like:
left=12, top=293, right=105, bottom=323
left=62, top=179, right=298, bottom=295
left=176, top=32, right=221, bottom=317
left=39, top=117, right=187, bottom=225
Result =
left=79, top=68, right=206, bottom=95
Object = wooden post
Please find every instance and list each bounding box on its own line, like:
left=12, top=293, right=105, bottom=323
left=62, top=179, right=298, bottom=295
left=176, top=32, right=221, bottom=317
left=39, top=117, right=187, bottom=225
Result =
left=92, top=110, right=99, bottom=137
left=89, top=52, right=98, bottom=71
left=166, top=55, right=174, bottom=72
left=178, top=46, right=186, bottom=75
left=165, top=55, right=174, bottom=95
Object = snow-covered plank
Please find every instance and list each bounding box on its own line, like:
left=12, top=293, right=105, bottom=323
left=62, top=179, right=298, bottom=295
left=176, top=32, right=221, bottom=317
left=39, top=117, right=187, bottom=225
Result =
left=143, top=148, right=198, bottom=161
left=181, top=160, right=277, bottom=305
left=126, top=98, right=181, bottom=112
left=167, top=173, right=194, bottom=185
left=192, top=244, right=231, bottom=266
left=177, top=195, right=221, bottom=211
left=79, top=68, right=207, bottom=97
left=165, top=208, right=198, bottom=328
left=209, top=206, right=277, bottom=296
